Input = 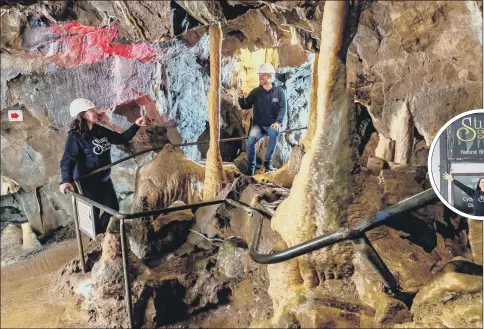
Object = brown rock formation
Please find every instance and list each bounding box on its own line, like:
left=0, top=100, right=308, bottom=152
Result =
left=400, top=259, right=483, bottom=328
left=131, top=145, right=205, bottom=213
left=349, top=1, right=483, bottom=148
left=203, top=23, right=227, bottom=201
left=468, top=219, right=483, bottom=265
left=267, top=1, right=358, bottom=325
left=301, top=53, right=319, bottom=151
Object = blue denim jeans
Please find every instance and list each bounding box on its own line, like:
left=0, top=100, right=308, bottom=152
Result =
left=247, top=125, right=279, bottom=172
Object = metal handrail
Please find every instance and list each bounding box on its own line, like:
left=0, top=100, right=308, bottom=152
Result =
left=68, top=190, right=273, bottom=328
left=64, top=122, right=441, bottom=328
left=123, top=200, right=226, bottom=219
left=78, top=126, right=307, bottom=180
left=249, top=188, right=438, bottom=264
left=69, top=187, right=438, bottom=328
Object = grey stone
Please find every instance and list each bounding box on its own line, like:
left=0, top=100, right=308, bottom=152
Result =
left=38, top=182, right=73, bottom=233
left=216, top=240, right=247, bottom=279
left=348, top=1, right=483, bottom=146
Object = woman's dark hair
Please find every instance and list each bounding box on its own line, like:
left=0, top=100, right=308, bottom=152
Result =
left=476, top=177, right=484, bottom=191
left=68, top=112, right=90, bottom=138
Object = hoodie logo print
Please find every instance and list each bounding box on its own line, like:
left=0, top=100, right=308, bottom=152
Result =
left=479, top=195, right=484, bottom=202
left=92, top=137, right=111, bottom=155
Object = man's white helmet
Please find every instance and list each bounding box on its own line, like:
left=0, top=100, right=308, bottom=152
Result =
left=70, top=98, right=95, bottom=118
left=258, top=63, right=276, bottom=74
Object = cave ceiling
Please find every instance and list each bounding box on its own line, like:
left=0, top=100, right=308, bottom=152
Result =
left=0, top=0, right=327, bottom=57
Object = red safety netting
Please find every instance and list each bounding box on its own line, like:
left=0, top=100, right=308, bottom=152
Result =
left=30, top=21, right=158, bottom=67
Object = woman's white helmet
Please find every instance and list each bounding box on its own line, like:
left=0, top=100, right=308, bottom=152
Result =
left=258, top=63, right=276, bottom=74
left=70, top=98, right=95, bottom=118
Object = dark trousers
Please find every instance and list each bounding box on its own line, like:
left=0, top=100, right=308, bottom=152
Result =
left=78, top=178, right=119, bottom=234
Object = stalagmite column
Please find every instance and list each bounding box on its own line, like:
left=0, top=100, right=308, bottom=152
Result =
left=203, top=22, right=226, bottom=201
left=301, top=53, right=319, bottom=151
left=266, top=1, right=357, bottom=325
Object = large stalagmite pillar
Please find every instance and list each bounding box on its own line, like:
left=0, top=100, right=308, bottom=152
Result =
left=266, top=1, right=357, bottom=325
left=203, top=22, right=226, bottom=201
left=301, top=53, right=319, bottom=151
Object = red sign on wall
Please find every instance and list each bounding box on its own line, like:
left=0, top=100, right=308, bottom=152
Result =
left=8, top=110, right=23, bottom=122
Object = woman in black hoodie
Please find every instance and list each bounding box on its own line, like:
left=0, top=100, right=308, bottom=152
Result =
left=60, top=98, right=147, bottom=233
left=443, top=172, right=484, bottom=217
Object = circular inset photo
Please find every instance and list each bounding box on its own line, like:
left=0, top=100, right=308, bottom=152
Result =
left=429, top=109, right=484, bottom=220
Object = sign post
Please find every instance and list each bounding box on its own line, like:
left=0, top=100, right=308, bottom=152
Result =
left=76, top=198, right=96, bottom=239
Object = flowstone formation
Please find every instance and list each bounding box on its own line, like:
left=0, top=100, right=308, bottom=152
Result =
left=259, top=2, right=483, bottom=328
left=131, top=145, right=206, bottom=213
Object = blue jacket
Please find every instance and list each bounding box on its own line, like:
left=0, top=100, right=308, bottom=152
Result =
left=60, top=124, right=139, bottom=183
left=238, top=86, right=287, bottom=127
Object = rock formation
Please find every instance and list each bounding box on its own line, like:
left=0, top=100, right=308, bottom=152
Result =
left=267, top=2, right=359, bottom=325
left=203, top=22, right=227, bottom=201
left=131, top=145, right=205, bottom=213
left=0, top=1, right=482, bottom=328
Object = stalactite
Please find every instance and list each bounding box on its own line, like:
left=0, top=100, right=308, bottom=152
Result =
left=392, top=101, right=414, bottom=164
left=203, top=22, right=226, bottom=201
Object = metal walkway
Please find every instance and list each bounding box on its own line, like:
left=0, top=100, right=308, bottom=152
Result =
left=66, top=127, right=439, bottom=328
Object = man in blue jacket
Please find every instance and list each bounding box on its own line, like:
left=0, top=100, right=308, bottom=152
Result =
left=238, top=63, right=287, bottom=175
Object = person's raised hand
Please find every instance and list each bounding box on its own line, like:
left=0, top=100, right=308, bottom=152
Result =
left=238, top=89, right=245, bottom=98
left=443, top=172, right=454, bottom=182
left=135, top=116, right=147, bottom=127
left=270, top=122, right=280, bottom=131
left=60, top=182, right=73, bottom=194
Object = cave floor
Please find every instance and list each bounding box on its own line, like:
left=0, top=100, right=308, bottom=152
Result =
left=0, top=238, right=89, bottom=328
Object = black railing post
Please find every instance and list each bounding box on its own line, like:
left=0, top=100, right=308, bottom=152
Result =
left=354, top=234, right=399, bottom=293
left=120, top=218, right=134, bottom=328
left=71, top=195, right=86, bottom=273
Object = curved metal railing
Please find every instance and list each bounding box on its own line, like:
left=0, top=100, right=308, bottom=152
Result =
left=68, top=188, right=438, bottom=328
left=248, top=188, right=438, bottom=264
left=65, top=125, right=440, bottom=328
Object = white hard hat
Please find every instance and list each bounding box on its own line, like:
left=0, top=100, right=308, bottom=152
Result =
left=258, top=63, right=276, bottom=74
left=69, top=98, right=95, bottom=118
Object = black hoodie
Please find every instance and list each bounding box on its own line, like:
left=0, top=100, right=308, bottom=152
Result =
left=453, top=179, right=484, bottom=216
left=60, top=123, right=139, bottom=184
left=239, top=86, right=287, bottom=127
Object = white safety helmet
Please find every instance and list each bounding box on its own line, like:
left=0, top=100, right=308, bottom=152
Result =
left=258, top=63, right=276, bottom=74
left=69, top=98, right=95, bottom=118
